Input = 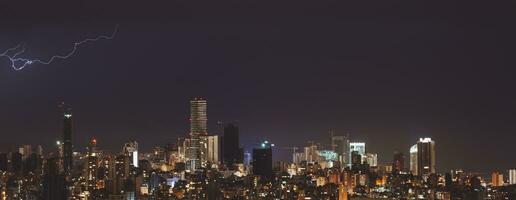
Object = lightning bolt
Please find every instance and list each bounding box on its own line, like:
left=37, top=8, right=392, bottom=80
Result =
left=0, top=25, right=119, bottom=71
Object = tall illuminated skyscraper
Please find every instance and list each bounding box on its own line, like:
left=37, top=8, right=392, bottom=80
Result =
left=85, top=138, right=100, bottom=191
left=123, top=141, right=139, bottom=168
left=410, top=144, right=418, bottom=175
left=509, top=169, right=516, bottom=185
left=190, top=97, right=208, bottom=136
left=186, top=97, right=208, bottom=171
left=416, top=138, right=435, bottom=177
left=62, top=109, right=73, bottom=174
left=200, top=135, right=220, bottom=166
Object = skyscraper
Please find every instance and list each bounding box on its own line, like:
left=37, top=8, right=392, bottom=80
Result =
left=190, top=97, right=207, bottom=136
left=349, top=142, right=365, bottom=167
left=252, top=141, right=273, bottom=181
left=223, top=123, right=242, bottom=167
left=201, top=135, right=220, bottom=166
left=331, top=135, right=349, bottom=167
left=43, top=157, right=68, bottom=200
left=351, top=151, right=362, bottom=169
left=186, top=97, right=208, bottom=171
left=85, top=138, right=100, bottom=191
left=409, top=144, right=418, bottom=175
left=304, top=144, right=318, bottom=163
left=509, top=169, right=516, bottom=185
left=123, top=141, right=139, bottom=168
left=363, top=153, right=378, bottom=167
left=416, top=138, right=435, bottom=177
left=393, top=152, right=405, bottom=173
left=62, top=109, right=73, bottom=174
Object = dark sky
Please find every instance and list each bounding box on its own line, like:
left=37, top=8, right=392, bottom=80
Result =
left=1, top=1, right=515, bottom=173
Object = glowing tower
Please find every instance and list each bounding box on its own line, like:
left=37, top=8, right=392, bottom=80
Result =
left=416, top=137, right=435, bottom=177
left=186, top=97, right=208, bottom=171
left=62, top=109, right=73, bottom=174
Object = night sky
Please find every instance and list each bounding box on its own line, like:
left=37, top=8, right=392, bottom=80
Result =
left=1, top=1, right=515, bottom=173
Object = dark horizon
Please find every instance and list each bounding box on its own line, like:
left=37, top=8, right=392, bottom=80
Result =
left=1, top=0, right=516, bottom=174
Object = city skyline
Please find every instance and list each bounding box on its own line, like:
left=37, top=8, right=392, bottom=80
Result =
left=1, top=0, right=516, bottom=175
left=2, top=97, right=515, bottom=199
left=0, top=97, right=509, bottom=175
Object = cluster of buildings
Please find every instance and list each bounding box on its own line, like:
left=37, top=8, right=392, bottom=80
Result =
left=0, top=98, right=516, bottom=199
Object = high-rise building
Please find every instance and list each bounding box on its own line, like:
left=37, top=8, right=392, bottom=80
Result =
left=87, top=138, right=102, bottom=157
left=42, top=157, right=68, bottom=200
left=416, top=138, right=435, bottom=177
left=85, top=138, right=100, bottom=191
left=303, top=144, right=318, bottom=163
left=331, top=135, right=349, bottom=167
left=349, top=142, right=365, bottom=167
left=293, top=151, right=305, bottom=164
left=123, top=141, right=139, bottom=168
left=252, top=141, right=273, bottom=181
left=190, top=97, right=207, bottom=136
left=186, top=97, right=208, bottom=171
left=223, top=124, right=242, bottom=167
left=492, top=171, right=504, bottom=187
left=509, top=169, right=516, bottom=185
left=393, top=152, right=405, bottom=173
left=201, top=135, right=220, bottom=166
left=351, top=151, right=362, bottom=169
left=176, top=137, right=187, bottom=163
left=363, top=153, right=378, bottom=167
left=185, top=137, right=200, bottom=171
left=410, top=144, right=418, bottom=175
left=62, top=109, right=73, bottom=174
left=19, top=144, right=32, bottom=160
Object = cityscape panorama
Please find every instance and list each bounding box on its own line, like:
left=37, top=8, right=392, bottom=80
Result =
left=1, top=1, right=516, bottom=200
left=0, top=98, right=514, bottom=199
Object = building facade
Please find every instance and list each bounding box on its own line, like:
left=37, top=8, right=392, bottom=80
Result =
left=223, top=124, right=242, bottom=167
left=201, top=135, right=220, bottom=167
left=409, top=144, right=418, bottom=175
left=252, top=141, right=273, bottom=181
left=492, top=171, right=504, bottom=187
left=331, top=135, right=350, bottom=167
left=416, top=138, right=435, bottom=177
left=509, top=169, right=516, bottom=185
left=186, top=98, right=208, bottom=171
left=349, top=142, right=365, bottom=167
